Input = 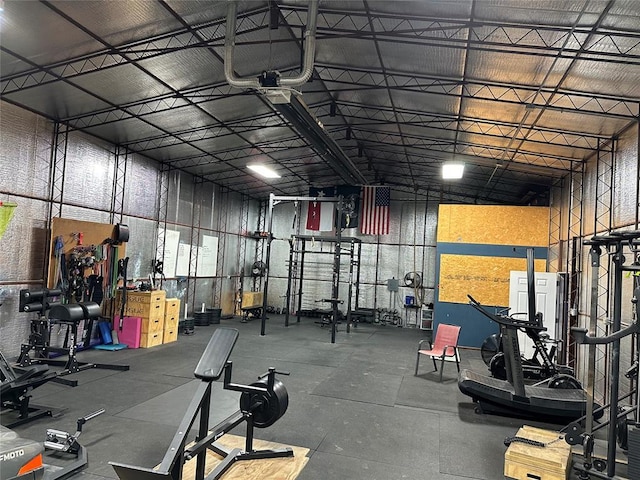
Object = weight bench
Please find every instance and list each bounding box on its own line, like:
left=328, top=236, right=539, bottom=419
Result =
left=1, top=350, right=57, bottom=427
left=110, top=327, right=293, bottom=480
left=18, top=293, right=129, bottom=387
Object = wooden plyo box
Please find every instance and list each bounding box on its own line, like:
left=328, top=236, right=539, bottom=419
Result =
left=165, top=298, right=181, bottom=330
left=504, top=426, right=571, bottom=480
left=140, top=331, right=163, bottom=349
left=163, top=328, right=178, bottom=344
left=242, top=291, right=263, bottom=309
left=141, top=317, right=164, bottom=333
left=117, top=290, right=166, bottom=319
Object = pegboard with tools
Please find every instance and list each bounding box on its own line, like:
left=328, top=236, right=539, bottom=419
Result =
left=47, top=218, right=128, bottom=306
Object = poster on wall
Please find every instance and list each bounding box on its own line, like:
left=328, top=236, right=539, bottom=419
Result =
left=158, top=228, right=180, bottom=278
left=176, top=242, right=191, bottom=277
left=197, top=235, right=218, bottom=277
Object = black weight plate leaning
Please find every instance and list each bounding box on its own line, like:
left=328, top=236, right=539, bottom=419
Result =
left=239, top=378, right=289, bottom=428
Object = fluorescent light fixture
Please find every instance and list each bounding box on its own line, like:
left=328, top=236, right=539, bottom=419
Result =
left=442, top=162, right=465, bottom=179
left=247, top=164, right=281, bottom=179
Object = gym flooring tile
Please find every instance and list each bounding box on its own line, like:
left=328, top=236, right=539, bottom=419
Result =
left=298, top=451, right=470, bottom=480
left=79, top=414, right=179, bottom=478
left=114, top=379, right=240, bottom=428
left=282, top=344, right=355, bottom=367
left=34, top=371, right=193, bottom=418
left=346, top=350, right=415, bottom=376
left=438, top=410, right=532, bottom=479
left=260, top=360, right=335, bottom=394
left=5, top=318, right=571, bottom=479
left=311, top=363, right=403, bottom=406
left=314, top=400, right=442, bottom=471
left=395, top=374, right=466, bottom=414
left=246, top=392, right=345, bottom=452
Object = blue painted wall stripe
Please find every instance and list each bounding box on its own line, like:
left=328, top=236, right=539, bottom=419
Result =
left=436, top=243, right=548, bottom=259
left=433, top=242, right=548, bottom=347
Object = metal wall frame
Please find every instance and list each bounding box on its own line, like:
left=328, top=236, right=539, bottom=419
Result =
left=214, top=186, right=228, bottom=307
left=591, top=140, right=615, bottom=405
left=44, top=122, right=69, bottom=281
left=110, top=146, right=127, bottom=224
left=566, top=164, right=584, bottom=369
left=187, top=178, right=203, bottom=315
left=154, top=163, right=170, bottom=290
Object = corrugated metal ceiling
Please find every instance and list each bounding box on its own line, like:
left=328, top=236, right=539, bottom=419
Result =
left=1, top=0, right=638, bottom=204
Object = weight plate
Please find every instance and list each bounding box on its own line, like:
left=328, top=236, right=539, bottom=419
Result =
left=239, top=378, right=289, bottom=428
left=480, top=334, right=502, bottom=366
left=593, top=458, right=606, bottom=472
left=617, top=412, right=628, bottom=450
left=489, top=352, right=507, bottom=380
left=548, top=374, right=582, bottom=390
left=564, top=422, right=583, bottom=446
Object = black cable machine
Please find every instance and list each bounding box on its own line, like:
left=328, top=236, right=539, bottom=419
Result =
left=459, top=248, right=599, bottom=422
left=565, top=230, right=640, bottom=480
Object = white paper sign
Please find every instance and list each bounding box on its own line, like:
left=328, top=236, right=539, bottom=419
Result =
left=176, top=241, right=191, bottom=277
left=158, top=228, right=180, bottom=278
left=197, top=235, right=218, bottom=277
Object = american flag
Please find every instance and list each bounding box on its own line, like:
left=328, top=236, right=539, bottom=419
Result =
left=360, top=186, right=390, bottom=235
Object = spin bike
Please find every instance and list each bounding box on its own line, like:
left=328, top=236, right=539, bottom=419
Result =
left=481, top=315, right=575, bottom=383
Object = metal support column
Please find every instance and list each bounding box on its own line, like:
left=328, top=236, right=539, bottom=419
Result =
left=214, top=186, right=229, bottom=308
left=254, top=199, right=267, bottom=292
left=296, top=239, right=305, bottom=324
left=593, top=139, right=614, bottom=404
left=154, top=164, right=170, bottom=292
left=346, top=239, right=354, bottom=333
left=355, top=241, right=362, bottom=311
left=331, top=199, right=343, bottom=344
left=606, top=239, right=625, bottom=479
left=110, top=146, right=127, bottom=224
left=235, top=194, right=250, bottom=316
left=45, top=122, right=69, bottom=283
left=285, top=238, right=294, bottom=327
left=566, top=164, right=584, bottom=369
left=47, top=122, right=68, bottom=221
left=187, top=178, right=202, bottom=314
left=260, top=194, right=275, bottom=336
left=547, top=180, right=563, bottom=273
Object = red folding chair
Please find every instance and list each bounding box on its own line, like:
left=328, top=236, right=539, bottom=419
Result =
left=415, top=323, right=461, bottom=382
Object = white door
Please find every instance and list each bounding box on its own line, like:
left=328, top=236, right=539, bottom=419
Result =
left=509, top=271, right=558, bottom=359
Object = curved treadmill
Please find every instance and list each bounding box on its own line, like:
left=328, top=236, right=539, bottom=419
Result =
left=460, top=290, right=597, bottom=422
left=459, top=369, right=592, bottom=421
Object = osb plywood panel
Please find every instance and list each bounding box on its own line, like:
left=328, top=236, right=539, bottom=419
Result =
left=48, top=217, right=126, bottom=288
left=180, top=434, right=309, bottom=480
left=437, top=205, right=550, bottom=246
left=439, top=254, right=546, bottom=305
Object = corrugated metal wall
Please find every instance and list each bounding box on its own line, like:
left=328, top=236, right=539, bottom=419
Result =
left=0, top=102, right=258, bottom=357
left=2, top=97, right=638, bottom=393
left=551, top=124, right=640, bottom=405
left=266, top=197, right=439, bottom=316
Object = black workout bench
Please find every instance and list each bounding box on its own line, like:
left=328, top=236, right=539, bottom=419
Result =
left=17, top=289, right=129, bottom=387
left=110, top=327, right=293, bottom=480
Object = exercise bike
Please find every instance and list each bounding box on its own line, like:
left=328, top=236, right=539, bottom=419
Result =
left=460, top=295, right=599, bottom=421
left=480, top=314, right=575, bottom=384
